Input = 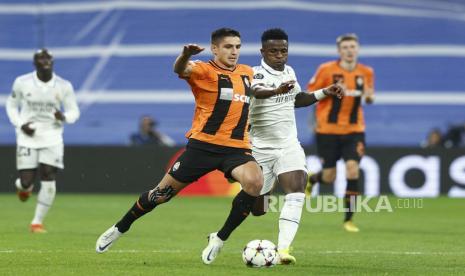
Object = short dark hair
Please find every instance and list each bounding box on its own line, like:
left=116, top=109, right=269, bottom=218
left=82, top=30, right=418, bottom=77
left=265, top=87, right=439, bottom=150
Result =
left=261, top=28, right=288, bottom=43
left=211, top=28, right=241, bottom=44
left=33, top=48, right=53, bottom=60
left=336, top=33, right=359, bottom=47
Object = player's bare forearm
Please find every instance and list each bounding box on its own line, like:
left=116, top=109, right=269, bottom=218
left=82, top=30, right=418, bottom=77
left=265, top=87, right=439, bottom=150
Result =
left=173, top=53, right=192, bottom=75
left=252, top=80, right=295, bottom=99
left=173, top=44, right=204, bottom=77
left=294, top=92, right=318, bottom=108
left=295, top=84, right=344, bottom=108
left=252, top=86, right=280, bottom=99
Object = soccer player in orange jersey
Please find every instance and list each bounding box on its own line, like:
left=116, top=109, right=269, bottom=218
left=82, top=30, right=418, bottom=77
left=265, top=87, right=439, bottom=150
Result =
left=96, top=28, right=293, bottom=264
left=306, top=33, right=375, bottom=232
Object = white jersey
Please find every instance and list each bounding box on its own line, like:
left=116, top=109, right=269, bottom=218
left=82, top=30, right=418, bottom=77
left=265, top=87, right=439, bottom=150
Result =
left=249, top=59, right=301, bottom=149
left=6, top=71, right=80, bottom=148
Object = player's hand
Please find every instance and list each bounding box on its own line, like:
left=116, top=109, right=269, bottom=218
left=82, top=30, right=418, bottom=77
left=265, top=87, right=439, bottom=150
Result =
left=54, top=109, right=66, bottom=121
left=324, top=83, right=344, bottom=99
left=365, top=94, right=375, bottom=104
left=182, top=44, right=205, bottom=56
left=274, top=80, right=295, bottom=95
left=21, top=122, right=35, bottom=136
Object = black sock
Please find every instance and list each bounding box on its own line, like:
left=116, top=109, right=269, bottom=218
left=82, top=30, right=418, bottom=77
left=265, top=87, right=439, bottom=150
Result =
left=115, top=191, right=157, bottom=233
left=344, top=179, right=359, bottom=222
left=217, top=190, right=257, bottom=241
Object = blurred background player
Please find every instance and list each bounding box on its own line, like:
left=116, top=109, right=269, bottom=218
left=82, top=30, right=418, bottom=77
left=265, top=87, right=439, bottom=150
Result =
left=249, top=28, right=344, bottom=264
left=96, top=28, right=263, bottom=265
left=306, top=33, right=375, bottom=232
left=421, top=128, right=443, bottom=149
left=130, top=115, right=175, bottom=146
left=5, top=49, right=80, bottom=233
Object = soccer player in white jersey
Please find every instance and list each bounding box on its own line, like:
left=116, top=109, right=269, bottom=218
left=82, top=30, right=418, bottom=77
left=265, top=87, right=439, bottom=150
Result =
left=249, top=29, right=343, bottom=264
left=5, top=49, right=80, bottom=233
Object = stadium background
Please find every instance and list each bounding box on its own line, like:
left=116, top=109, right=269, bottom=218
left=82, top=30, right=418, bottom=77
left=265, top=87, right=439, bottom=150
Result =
left=0, top=0, right=464, bottom=196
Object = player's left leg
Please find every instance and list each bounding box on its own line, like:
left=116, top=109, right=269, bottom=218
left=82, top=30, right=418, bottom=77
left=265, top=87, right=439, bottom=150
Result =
left=31, top=163, right=58, bottom=233
left=30, top=145, right=62, bottom=233
left=274, top=143, right=308, bottom=264
left=341, top=133, right=365, bottom=232
left=15, top=146, right=39, bottom=202
left=276, top=170, right=306, bottom=265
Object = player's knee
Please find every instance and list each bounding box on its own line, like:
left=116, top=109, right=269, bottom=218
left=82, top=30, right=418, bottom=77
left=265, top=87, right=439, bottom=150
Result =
left=19, top=178, right=34, bottom=189
left=321, top=174, right=336, bottom=185
left=40, top=168, right=57, bottom=181
left=242, top=173, right=263, bottom=196
left=149, top=185, right=176, bottom=205
left=346, top=163, right=360, bottom=179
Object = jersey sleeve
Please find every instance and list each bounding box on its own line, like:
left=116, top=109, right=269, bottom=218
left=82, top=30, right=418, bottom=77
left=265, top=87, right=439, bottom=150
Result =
left=307, top=65, right=327, bottom=91
left=62, top=81, right=80, bottom=124
left=5, top=78, right=23, bottom=128
left=289, top=67, right=302, bottom=92
left=293, top=81, right=302, bottom=93
left=188, top=61, right=208, bottom=81
left=251, top=67, right=266, bottom=88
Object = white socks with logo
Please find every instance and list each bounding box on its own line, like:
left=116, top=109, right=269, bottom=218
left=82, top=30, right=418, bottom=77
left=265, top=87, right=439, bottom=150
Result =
left=31, top=181, right=56, bottom=225
left=278, top=192, right=305, bottom=250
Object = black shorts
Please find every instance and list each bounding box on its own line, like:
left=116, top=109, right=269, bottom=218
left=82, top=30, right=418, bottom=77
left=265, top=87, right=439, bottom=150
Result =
left=168, top=139, right=256, bottom=183
left=316, top=133, right=365, bottom=168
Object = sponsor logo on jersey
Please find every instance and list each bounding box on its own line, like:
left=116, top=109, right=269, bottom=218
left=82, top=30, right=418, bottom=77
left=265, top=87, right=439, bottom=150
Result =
left=253, top=73, right=264, bottom=79
left=220, top=88, right=250, bottom=103
left=233, top=93, right=250, bottom=103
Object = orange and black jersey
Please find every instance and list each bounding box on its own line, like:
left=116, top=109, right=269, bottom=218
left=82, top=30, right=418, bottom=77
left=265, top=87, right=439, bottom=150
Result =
left=183, top=60, right=253, bottom=149
left=308, top=61, right=374, bottom=135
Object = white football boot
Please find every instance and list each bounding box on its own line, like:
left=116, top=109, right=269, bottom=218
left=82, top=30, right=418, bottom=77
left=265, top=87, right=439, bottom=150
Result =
left=201, top=232, right=224, bottom=264
left=96, top=225, right=122, bottom=253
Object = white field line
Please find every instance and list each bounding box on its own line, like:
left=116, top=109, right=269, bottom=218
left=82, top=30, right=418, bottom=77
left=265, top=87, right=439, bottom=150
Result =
left=1, top=91, right=465, bottom=105
left=0, top=0, right=464, bottom=22
left=2, top=44, right=465, bottom=60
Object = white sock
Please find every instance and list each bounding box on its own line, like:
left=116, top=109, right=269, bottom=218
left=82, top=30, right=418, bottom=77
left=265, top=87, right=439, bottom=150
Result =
left=31, top=181, right=56, bottom=225
left=278, top=192, right=305, bottom=250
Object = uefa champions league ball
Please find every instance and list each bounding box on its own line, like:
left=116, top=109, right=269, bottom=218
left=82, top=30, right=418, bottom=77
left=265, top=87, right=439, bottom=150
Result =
left=242, top=240, right=278, bottom=267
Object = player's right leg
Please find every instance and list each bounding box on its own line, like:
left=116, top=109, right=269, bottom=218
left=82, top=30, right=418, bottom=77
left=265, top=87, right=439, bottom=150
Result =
left=305, top=134, right=340, bottom=195
left=16, top=170, right=36, bottom=202
left=96, top=173, right=188, bottom=253
left=15, top=146, right=39, bottom=202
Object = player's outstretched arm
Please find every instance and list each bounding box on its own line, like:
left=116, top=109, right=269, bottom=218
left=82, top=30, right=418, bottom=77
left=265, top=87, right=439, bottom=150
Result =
left=295, top=83, right=344, bottom=108
left=173, top=44, right=205, bottom=78
left=251, top=80, right=295, bottom=99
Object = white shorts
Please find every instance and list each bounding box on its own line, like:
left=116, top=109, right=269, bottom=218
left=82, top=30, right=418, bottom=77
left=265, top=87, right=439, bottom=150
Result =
left=16, top=144, right=64, bottom=170
left=253, top=143, right=307, bottom=195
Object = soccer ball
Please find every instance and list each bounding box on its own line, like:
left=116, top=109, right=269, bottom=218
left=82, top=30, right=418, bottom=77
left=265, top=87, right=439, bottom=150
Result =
left=242, top=239, right=278, bottom=267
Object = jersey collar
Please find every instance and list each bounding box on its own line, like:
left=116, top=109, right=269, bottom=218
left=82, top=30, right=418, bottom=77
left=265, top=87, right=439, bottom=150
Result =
left=33, top=71, right=57, bottom=87
left=261, top=59, right=285, bottom=76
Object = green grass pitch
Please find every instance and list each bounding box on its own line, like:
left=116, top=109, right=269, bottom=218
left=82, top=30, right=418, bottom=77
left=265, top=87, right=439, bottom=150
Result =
left=0, top=194, right=464, bottom=275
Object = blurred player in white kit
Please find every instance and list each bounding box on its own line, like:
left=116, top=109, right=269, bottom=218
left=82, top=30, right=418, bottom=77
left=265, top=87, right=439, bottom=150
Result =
left=6, top=49, right=80, bottom=233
